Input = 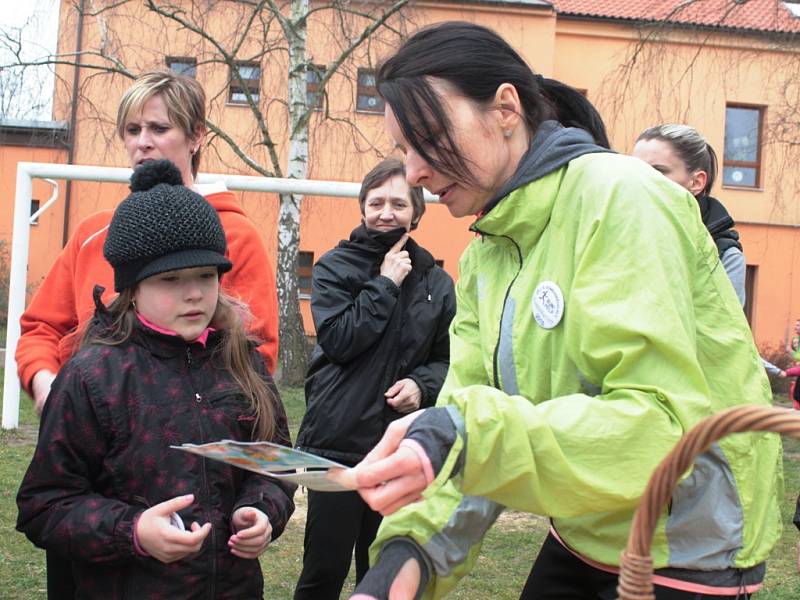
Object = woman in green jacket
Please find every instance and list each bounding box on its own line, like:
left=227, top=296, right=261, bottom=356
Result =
left=331, top=21, right=783, bottom=600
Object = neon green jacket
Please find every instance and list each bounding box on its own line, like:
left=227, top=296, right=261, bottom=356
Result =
left=373, top=152, right=783, bottom=598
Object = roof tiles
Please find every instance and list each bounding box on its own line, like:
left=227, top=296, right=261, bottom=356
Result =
left=550, top=0, right=800, bottom=34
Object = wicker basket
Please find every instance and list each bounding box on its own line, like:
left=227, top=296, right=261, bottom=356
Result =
left=616, top=405, right=800, bottom=600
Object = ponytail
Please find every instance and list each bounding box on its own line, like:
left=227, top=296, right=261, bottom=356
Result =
left=540, top=78, right=610, bottom=149
left=704, top=142, right=718, bottom=193
left=378, top=21, right=611, bottom=186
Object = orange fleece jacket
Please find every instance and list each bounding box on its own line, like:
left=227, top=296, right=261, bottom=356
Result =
left=16, top=190, right=279, bottom=392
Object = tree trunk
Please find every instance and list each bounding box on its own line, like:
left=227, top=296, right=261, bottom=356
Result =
left=276, top=192, right=307, bottom=385
left=276, top=0, right=310, bottom=386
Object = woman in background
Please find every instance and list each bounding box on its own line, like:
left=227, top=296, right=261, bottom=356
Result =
left=294, top=158, right=455, bottom=600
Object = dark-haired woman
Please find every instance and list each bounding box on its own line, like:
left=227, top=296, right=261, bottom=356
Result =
left=293, top=158, right=455, bottom=600
left=332, top=22, right=781, bottom=600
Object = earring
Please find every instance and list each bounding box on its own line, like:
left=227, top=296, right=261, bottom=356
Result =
left=503, top=129, right=513, bottom=138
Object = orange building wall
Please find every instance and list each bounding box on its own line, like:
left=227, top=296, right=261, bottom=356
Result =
left=13, top=2, right=800, bottom=350
left=738, top=223, right=800, bottom=350
left=43, top=0, right=557, bottom=337
left=0, top=145, right=69, bottom=297
left=553, top=18, right=800, bottom=348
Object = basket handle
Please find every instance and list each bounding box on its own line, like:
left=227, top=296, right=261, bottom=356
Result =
left=617, top=404, right=800, bottom=600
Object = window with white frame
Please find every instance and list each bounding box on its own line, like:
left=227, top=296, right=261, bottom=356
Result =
left=723, top=104, right=764, bottom=188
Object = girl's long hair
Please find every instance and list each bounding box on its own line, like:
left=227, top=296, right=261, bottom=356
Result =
left=82, top=288, right=276, bottom=440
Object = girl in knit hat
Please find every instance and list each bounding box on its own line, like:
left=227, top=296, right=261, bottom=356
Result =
left=16, top=160, right=295, bottom=600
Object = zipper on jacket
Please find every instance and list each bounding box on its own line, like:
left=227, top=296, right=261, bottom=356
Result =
left=185, top=344, right=216, bottom=597
left=474, top=228, right=524, bottom=390
left=425, top=271, right=432, bottom=303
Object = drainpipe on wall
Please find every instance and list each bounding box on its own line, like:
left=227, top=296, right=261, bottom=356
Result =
left=62, top=0, right=85, bottom=246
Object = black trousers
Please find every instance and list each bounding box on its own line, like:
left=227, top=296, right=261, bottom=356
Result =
left=519, top=533, right=752, bottom=600
left=294, top=489, right=383, bottom=600
left=46, top=550, right=76, bottom=599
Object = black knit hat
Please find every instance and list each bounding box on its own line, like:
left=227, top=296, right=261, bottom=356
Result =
left=104, top=160, right=233, bottom=292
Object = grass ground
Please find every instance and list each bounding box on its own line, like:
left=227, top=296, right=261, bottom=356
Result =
left=0, top=385, right=798, bottom=598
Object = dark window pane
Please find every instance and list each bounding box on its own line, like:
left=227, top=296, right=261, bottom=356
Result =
left=306, top=68, right=322, bottom=109
left=298, top=251, right=314, bottom=268
left=230, top=87, right=259, bottom=103
left=299, top=276, right=311, bottom=290
left=357, top=69, right=383, bottom=113
left=229, top=62, right=260, bottom=104
left=723, top=166, right=757, bottom=187
left=358, top=71, right=376, bottom=87
left=168, top=60, right=196, bottom=78
left=724, top=107, right=760, bottom=162
left=238, top=64, right=260, bottom=80
left=306, top=69, right=321, bottom=84
left=307, top=92, right=321, bottom=109
left=357, top=94, right=384, bottom=112
left=30, top=199, right=40, bottom=224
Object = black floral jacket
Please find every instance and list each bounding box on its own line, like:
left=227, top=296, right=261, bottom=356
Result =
left=17, top=304, right=295, bottom=600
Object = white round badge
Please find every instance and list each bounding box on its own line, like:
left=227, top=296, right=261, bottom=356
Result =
left=532, top=281, right=564, bottom=329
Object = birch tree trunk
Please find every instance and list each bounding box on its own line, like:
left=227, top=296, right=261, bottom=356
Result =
left=277, top=0, right=311, bottom=385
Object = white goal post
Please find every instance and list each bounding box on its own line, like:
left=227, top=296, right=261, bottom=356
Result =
left=2, top=162, right=436, bottom=429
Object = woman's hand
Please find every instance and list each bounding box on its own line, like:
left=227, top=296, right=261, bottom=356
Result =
left=385, top=379, right=422, bottom=413
left=380, top=234, right=412, bottom=287
left=135, top=494, right=211, bottom=563
left=328, top=412, right=428, bottom=515
left=229, top=507, right=272, bottom=559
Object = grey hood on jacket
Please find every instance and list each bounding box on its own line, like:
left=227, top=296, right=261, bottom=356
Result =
left=481, top=120, right=613, bottom=216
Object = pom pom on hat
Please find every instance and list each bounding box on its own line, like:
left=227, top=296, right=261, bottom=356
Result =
left=104, top=160, right=232, bottom=292
left=130, top=159, right=184, bottom=192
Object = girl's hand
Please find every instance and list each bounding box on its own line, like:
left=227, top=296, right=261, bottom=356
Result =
left=229, top=507, right=272, bottom=559
left=380, top=234, right=412, bottom=286
left=385, top=379, right=422, bottom=414
left=136, top=494, right=211, bottom=563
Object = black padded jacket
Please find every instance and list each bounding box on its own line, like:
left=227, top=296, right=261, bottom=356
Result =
left=296, top=225, right=456, bottom=466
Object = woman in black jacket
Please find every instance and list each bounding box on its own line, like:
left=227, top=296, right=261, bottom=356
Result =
left=294, top=158, right=456, bottom=600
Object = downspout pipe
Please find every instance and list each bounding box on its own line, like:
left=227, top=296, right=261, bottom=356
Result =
left=62, top=0, right=85, bottom=246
